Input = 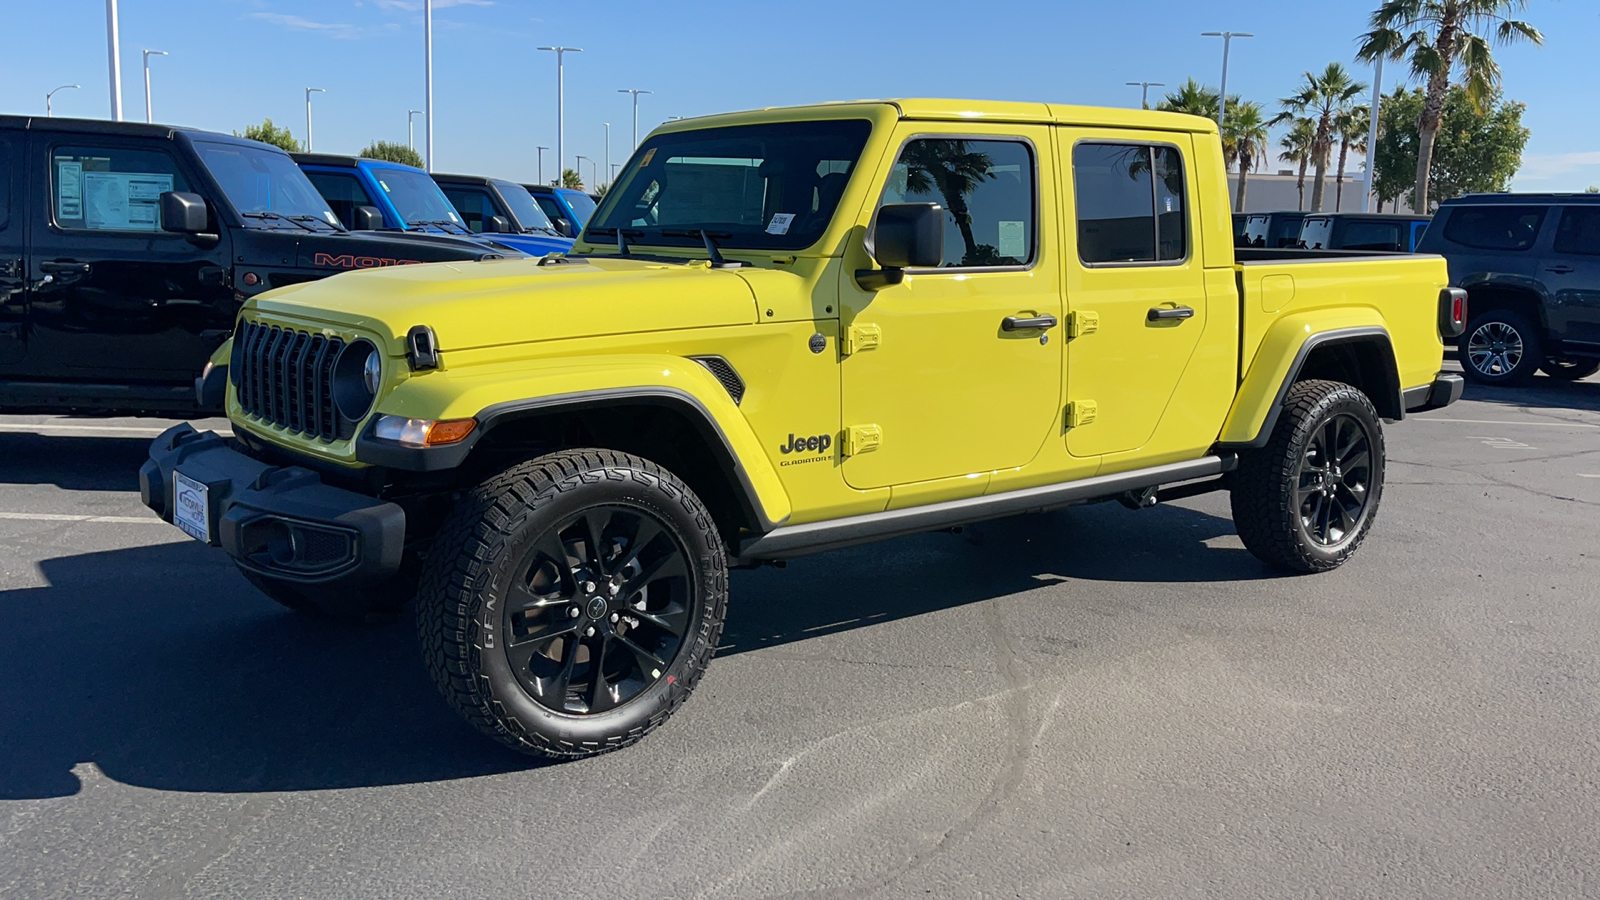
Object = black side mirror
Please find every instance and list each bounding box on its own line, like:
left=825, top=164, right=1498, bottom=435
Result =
left=352, top=205, right=383, bottom=230
left=484, top=214, right=511, bottom=234
left=857, top=202, right=943, bottom=290
left=552, top=217, right=574, bottom=237
left=160, top=191, right=210, bottom=234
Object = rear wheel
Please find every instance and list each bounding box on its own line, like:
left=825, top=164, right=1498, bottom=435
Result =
left=1231, top=380, right=1386, bottom=573
left=1460, top=310, right=1541, bottom=385
left=417, top=449, right=726, bottom=759
left=1539, top=356, right=1600, bottom=382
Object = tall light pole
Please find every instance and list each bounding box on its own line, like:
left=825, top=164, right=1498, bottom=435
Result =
left=618, top=88, right=651, bottom=149
left=575, top=155, right=593, bottom=191
left=611, top=162, right=619, bottom=183
left=106, top=0, right=123, bottom=121
left=1363, top=56, right=1384, bottom=213
left=408, top=109, right=423, bottom=152
left=46, top=84, right=80, bottom=117
left=424, top=0, right=433, bottom=171
left=1201, top=31, right=1253, bottom=128
left=142, top=50, right=167, bottom=124
left=603, top=122, right=610, bottom=188
left=305, top=87, right=324, bottom=152
left=536, top=146, right=548, bottom=185
left=538, top=47, right=582, bottom=185
left=1125, top=81, right=1165, bottom=110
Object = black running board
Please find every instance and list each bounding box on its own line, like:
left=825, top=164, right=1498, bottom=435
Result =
left=737, top=455, right=1237, bottom=561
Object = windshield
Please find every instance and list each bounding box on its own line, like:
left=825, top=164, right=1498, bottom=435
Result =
left=196, top=141, right=340, bottom=227
left=495, top=181, right=559, bottom=233
left=560, top=189, right=597, bottom=228
left=371, top=165, right=463, bottom=227
left=587, top=119, right=873, bottom=250
left=1299, top=216, right=1333, bottom=250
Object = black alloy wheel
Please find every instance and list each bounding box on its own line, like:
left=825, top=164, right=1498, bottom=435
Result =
left=504, top=505, right=693, bottom=716
left=1294, top=412, right=1375, bottom=548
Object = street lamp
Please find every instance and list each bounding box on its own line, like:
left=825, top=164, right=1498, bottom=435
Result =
left=142, top=50, right=167, bottom=124
left=1363, top=56, right=1384, bottom=213
left=106, top=0, right=123, bottom=121
left=1201, top=31, right=1253, bottom=128
left=46, top=84, right=80, bottom=117
left=536, top=146, right=548, bottom=186
left=408, top=109, right=424, bottom=152
left=424, top=0, right=433, bottom=170
left=538, top=47, right=582, bottom=186
left=611, top=162, right=619, bottom=183
left=305, top=87, right=325, bottom=152
left=575, top=155, right=594, bottom=191
left=1125, top=81, right=1165, bottom=110
left=603, top=122, right=610, bottom=188
left=617, top=88, right=652, bottom=150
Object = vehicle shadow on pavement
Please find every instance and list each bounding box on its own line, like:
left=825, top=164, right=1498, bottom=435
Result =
left=0, top=435, right=150, bottom=492
left=0, top=540, right=535, bottom=801
left=721, top=500, right=1272, bottom=655
left=1460, top=376, right=1600, bottom=414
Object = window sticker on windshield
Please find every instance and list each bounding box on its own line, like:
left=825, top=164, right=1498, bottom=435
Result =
left=639, top=147, right=657, bottom=167
left=998, top=220, right=1025, bottom=259
left=767, top=213, right=795, bottom=235
left=378, top=180, right=390, bottom=192
left=56, top=161, right=84, bottom=219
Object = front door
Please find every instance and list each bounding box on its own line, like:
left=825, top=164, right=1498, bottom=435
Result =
left=840, top=127, right=1062, bottom=489
left=1059, top=134, right=1210, bottom=459
left=1549, top=205, right=1600, bottom=347
left=0, top=134, right=25, bottom=367
left=26, top=134, right=233, bottom=384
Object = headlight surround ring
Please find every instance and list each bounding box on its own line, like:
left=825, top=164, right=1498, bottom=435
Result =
left=332, top=339, right=380, bottom=422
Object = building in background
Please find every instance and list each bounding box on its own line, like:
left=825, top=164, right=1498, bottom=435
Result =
left=1226, top=170, right=1416, bottom=215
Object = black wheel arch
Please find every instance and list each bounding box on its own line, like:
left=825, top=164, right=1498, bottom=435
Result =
left=1460, top=278, right=1550, bottom=334
left=1218, top=327, right=1404, bottom=451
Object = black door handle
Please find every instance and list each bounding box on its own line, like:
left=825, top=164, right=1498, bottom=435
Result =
left=1546, top=265, right=1575, bottom=274
left=1002, top=314, right=1058, bottom=331
left=1148, top=306, right=1195, bottom=321
left=39, top=260, right=92, bottom=275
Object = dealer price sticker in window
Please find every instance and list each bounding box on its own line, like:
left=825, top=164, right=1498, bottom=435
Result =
left=172, top=472, right=210, bottom=543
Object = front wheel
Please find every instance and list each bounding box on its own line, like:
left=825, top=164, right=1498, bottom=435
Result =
left=1230, top=380, right=1386, bottom=573
left=1539, top=356, right=1600, bottom=382
left=417, top=449, right=727, bottom=759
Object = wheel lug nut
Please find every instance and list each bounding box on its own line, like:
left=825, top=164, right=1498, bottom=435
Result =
left=567, top=607, right=580, bottom=619
left=585, top=626, right=596, bottom=637
left=583, top=581, right=595, bottom=593
left=610, top=613, right=619, bottom=623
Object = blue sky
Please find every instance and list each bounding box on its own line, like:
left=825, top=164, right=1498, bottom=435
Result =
left=3, top=0, right=1596, bottom=191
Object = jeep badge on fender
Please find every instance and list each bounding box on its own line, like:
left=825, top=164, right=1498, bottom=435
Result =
left=780, top=432, right=832, bottom=455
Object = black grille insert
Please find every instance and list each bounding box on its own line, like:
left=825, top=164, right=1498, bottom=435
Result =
left=232, top=320, right=346, bottom=441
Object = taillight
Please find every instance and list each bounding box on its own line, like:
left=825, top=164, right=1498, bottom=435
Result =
left=1440, top=288, right=1468, bottom=339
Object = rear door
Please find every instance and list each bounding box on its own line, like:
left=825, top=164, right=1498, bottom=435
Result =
left=0, top=132, right=25, bottom=367
left=1548, top=205, right=1600, bottom=346
left=26, top=132, right=233, bottom=384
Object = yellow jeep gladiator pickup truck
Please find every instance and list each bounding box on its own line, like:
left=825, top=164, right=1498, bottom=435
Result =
left=142, top=99, right=1466, bottom=758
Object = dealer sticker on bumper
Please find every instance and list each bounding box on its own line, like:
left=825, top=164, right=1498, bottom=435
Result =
left=172, top=471, right=210, bottom=543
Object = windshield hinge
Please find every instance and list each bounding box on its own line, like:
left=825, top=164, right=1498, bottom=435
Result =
left=841, top=323, right=881, bottom=356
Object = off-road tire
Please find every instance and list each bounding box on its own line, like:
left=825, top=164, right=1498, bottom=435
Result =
left=239, top=567, right=414, bottom=622
left=1230, top=380, right=1386, bottom=573
left=417, top=448, right=727, bottom=759
left=1539, top=357, right=1600, bottom=382
left=1460, top=309, right=1541, bottom=386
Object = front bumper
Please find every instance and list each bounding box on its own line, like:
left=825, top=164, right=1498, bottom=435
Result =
left=140, top=424, right=405, bottom=585
left=1403, top=371, right=1466, bottom=414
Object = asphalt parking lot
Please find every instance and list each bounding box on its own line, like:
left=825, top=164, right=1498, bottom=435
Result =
left=1, top=369, right=1597, bottom=899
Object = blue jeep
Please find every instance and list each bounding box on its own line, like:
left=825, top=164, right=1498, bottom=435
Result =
left=432, top=174, right=574, bottom=255
left=295, top=153, right=484, bottom=239
left=523, top=184, right=598, bottom=239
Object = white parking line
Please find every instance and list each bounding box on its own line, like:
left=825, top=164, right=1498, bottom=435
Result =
left=1580, top=474, right=1600, bottom=479
left=0, top=423, right=230, bottom=437
left=0, top=511, right=164, bottom=525
left=1413, top=417, right=1600, bottom=429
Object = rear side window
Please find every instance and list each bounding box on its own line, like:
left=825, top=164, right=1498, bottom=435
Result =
left=51, top=144, right=191, bottom=232
left=1074, top=143, right=1187, bottom=264
left=303, top=170, right=376, bottom=229
left=1299, top=217, right=1333, bottom=250
left=1342, top=220, right=1404, bottom=252
left=439, top=186, right=497, bottom=233
left=1441, top=205, right=1546, bottom=251
left=1553, top=208, right=1600, bottom=256
left=882, top=137, right=1036, bottom=268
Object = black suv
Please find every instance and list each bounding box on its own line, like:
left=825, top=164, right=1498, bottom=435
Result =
left=1237, top=211, right=1306, bottom=248
left=1419, top=193, right=1600, bottom=384
left=0, top=116, right=501, bottom=416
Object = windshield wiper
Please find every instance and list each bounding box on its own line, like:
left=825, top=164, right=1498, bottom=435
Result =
left=241, top=211, right=318, bottom=233
left=289, top=214, right=344, bottom=233
left=408, top=219, right=471, bottom=235
left=661, top=229, right=747, bottom=268
left=584, top=226, right=646, bottom=257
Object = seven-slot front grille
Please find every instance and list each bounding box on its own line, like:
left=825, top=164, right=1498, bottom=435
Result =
left=232, top=320, right=346, bottom=441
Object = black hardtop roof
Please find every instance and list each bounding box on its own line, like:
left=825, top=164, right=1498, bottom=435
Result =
left=290, top=152, right=360, bottom=167
left=0, top=114, right=274, bottom=151
left=432, top=172, right=498, bottom=186
left=1302, top=212, right=1431, bottom=220
left=1245, top=211, right=1307, bottom=217
left=1441, top=192, right=1600, bottom=206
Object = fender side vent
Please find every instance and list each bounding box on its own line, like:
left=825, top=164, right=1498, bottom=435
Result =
left=689, top=356, right=745, bottom=405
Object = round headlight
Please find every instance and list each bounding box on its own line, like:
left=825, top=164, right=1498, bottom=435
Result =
left=332, top=340, right=379, bottom=421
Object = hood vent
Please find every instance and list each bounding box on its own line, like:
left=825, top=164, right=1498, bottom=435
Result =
left=689, top=356, right=745, bottom=405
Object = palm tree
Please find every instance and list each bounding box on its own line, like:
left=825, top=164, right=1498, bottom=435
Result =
left=1278, top=119, right=1317, bottom=211
left=1157, top=78, right=1221, bottom=121
left=1223, top=102, right=1271, bottom=213
left=1332, top=105, right=1370, bottom=211
left=902, top=141, right=994, bottom=264
left=1357, top=0, right=1542, bottom=212
left=1275, top=63, right=1367, bottom=213
left=561, top=168, right=583, bottom=190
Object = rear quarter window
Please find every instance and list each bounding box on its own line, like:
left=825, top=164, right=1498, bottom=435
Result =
left=1441, top=205, right=1546, bottom=251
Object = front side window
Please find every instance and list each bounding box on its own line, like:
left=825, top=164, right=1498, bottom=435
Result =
left=494, top=181, right=558, bottom=233
left=196, top=141, right=338, bottom=227
left=1442, top=205, right=1546, bottom=251
left=51, top=144, right=190, bottom=233
left=588, top=119, right=872, bottom=250
left=1074, top=143, right=1187, bottom=264
left=439, top=186, right=497, bottom=233
left=304, top=170, right=377, bottom=229
left=559, top=189, right=597, bottom=228
left=1553, top=207, right=1600, bottom=256
left=880, top=138, right=1035, bottom=268
left=371, top=166, right=461, bottom=227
